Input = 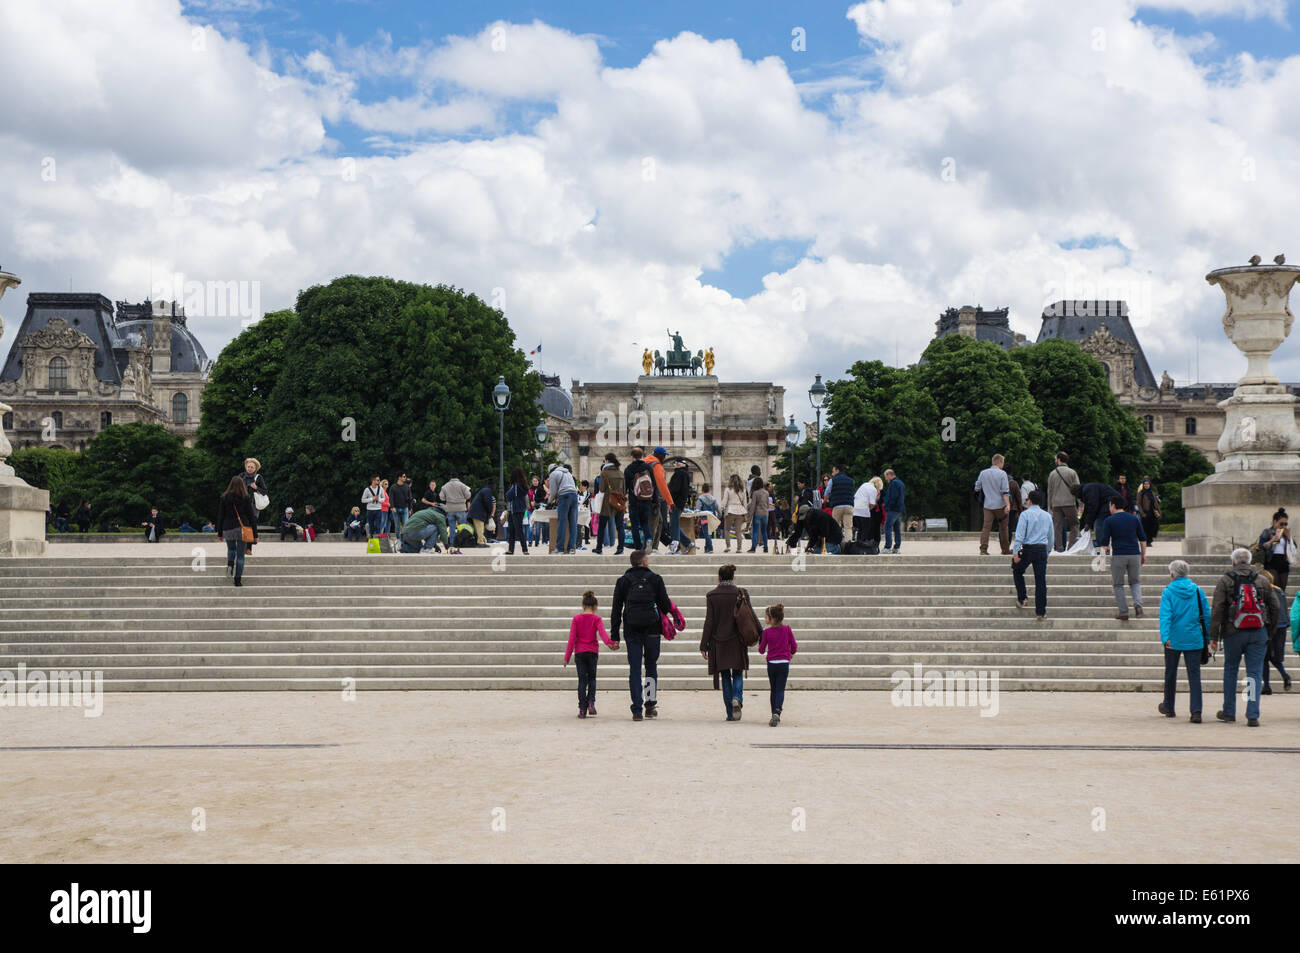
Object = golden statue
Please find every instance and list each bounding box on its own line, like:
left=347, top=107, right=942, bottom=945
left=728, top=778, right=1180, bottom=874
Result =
left=641, top=348, right=653, bottom=376
left=703, top=347, right=715, bottom=375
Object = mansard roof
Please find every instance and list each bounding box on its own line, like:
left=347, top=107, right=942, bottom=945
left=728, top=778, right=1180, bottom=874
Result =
left=1036, top=300, right=1157, bottom=389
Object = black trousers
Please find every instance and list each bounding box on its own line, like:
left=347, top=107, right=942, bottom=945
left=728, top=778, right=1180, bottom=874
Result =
left=596, top=512, right=625, bottom=552
left=506, top=511, right=528, bottom=553
left=1265, top=554, right=1289, bottom=592
left=1012, top=544, right=1048, bottom=616
left=575, top=652, right=598, bottom=709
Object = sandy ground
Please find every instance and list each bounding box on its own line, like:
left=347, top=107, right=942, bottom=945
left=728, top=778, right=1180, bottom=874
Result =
left=2, top=690, right=1294, bottom=863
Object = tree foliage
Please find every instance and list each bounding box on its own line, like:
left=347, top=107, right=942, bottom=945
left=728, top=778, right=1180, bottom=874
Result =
left=77, top=423, right=208, bottom=526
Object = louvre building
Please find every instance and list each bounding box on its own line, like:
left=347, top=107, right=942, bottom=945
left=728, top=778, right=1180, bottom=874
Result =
left=0, top=292, right=211, bottom=449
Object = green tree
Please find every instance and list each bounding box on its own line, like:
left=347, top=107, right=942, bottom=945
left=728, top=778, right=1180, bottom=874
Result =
left=195, top=307, right=299, bottom=477
left=248, top=277, right=544, bottom=522
left=1157, top=440, right=1213, bottom=485
left=1010, top=339, right=1148, bottom=483
left=916, top=335, right=1059, bottom=526
left=77, top=422, right=205, bottom=527
left=7, top=446, right=82, bottom=509
left=821, top=360, right=944, bottom=516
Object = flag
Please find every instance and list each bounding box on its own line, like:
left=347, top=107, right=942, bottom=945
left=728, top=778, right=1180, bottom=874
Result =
left=529, top=343, right=542, bottom=355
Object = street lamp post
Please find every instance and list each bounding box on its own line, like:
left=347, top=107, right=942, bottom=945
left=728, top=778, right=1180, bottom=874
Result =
left=808, top=374, right=827, bottom=496
left=535, top=420, right=549, bottom=477
left=784, top=414, right=799, bottom=501
left=492, top=376, right=512, bottom=501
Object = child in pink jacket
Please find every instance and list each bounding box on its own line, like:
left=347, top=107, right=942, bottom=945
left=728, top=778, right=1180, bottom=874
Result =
left=565, top=589, right=617, bottom=718
left=759, top=603, right=798, bottom=727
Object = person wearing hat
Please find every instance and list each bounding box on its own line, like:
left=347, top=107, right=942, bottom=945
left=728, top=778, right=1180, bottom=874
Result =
left=548, top=461, right=580, bottom=554
left=279, top=506, right=301, bottom=541
left=647, top=447, right=675, bottom=552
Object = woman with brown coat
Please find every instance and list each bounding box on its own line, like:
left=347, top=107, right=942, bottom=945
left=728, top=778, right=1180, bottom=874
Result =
left=595, top=453, right=626, bottom=555
left=700, top=563, right=750, bottom=720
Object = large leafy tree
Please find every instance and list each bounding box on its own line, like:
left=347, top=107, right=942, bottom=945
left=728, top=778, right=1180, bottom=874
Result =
left=195, top=307, right=299, bottom=478
left=821, top=360, right=944, bottom=516
left=7, top=446, right=82, bottom=510
left=1010, top=338, right=1148, bottom=484
left=916, top=335, right=1059, bottom=524
left=248, top=276, right=543, bottom=522
left=76, top=422, right=207, bottom=526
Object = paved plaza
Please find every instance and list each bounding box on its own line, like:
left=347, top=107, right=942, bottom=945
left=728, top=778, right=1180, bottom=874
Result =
left=3, top=691, right=1294, bottom=863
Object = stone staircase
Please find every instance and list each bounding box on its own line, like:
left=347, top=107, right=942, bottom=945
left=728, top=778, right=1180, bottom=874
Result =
left=0, top=552, right=1236, bottom=691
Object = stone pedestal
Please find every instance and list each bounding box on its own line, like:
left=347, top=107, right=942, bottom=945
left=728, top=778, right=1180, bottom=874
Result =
left=0, top=475, right=48, bottom=556
left=1183, top=263, right=1300, bottom=554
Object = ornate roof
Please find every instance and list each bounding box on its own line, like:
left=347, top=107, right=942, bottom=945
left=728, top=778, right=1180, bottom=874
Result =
left=1036, top=300, right=1157, bottom=389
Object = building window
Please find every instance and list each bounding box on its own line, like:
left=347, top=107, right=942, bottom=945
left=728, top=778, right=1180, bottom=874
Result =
left=1143, top=415, right=1154, bottom=434
left=100, top=411, right=112, bottom=430
left=1185, top=417, right=1197, bottom=436
left=51, top=411, right=63, bottom=430
left=48, top=356, right=68, bottom=390
left=1, top=412, right=11, bottom=430
left=171, top=392, right=188, bottom=424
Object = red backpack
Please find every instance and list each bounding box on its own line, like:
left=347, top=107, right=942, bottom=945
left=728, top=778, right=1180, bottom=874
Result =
left=1230, top=572, right=1266, bottom=630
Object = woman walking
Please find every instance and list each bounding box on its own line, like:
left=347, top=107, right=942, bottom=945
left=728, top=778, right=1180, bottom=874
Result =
left=216, top=476, right=256, bottom=587
left=1137, top=477, right=1161, bottom=546
left=1157, top=559, right=1209, bottom=721
left=747, top=477, right=770, bottom=553
left=594, top=453, right=626, bottom=556
left=720, top=474, right=747, bottom=554
left=1258, top=508, right=1294, bottom=591
left=700, top=563, right=750, bottom=720
left=504, top=468, right=530, bottom=555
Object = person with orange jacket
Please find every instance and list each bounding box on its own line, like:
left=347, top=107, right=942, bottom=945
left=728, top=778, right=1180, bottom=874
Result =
left=647, top=446, right=675, bottom=552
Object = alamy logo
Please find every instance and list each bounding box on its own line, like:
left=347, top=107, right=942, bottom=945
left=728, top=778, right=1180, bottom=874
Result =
left=593, top=402, right=705, bottom=453
left=890, top=663, right=1000, bottom=717
left=0, top=665, right=103, bottom=717
left=49, top=884, right=151, bottom=933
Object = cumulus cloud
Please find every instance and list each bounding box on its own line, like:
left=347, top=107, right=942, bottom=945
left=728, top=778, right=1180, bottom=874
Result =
left=2, top=0, right=1299, bottom=410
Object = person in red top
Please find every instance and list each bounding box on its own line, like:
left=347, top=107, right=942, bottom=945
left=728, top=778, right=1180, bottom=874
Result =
left=565, top=590, right=618, bottom=717
left=759, top=603, right=798, bottom=727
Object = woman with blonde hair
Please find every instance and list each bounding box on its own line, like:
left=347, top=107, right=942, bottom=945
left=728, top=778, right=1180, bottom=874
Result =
left=720, top=474, right=748, bottom=554
left=237, top=458, right=267, bottom=550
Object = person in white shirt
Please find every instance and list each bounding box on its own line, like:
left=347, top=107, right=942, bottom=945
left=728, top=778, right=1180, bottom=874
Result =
left=1020, top=476, right=1037, bottom=497
left=360, top=475, right=386, bottom=538
left=852, top=480, right=877, bottom=544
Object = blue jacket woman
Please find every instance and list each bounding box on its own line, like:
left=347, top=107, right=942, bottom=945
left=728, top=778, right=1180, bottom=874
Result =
left=1159, top=572, right=1210, bottom=650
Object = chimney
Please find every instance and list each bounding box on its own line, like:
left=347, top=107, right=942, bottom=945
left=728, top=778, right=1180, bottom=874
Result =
left=151, top=299, right=172, bottom=373
left=957, top=306, right=978, bottom=338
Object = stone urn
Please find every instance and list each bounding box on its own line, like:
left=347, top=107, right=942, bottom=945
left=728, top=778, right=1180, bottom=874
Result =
left=1183, top=260, right=1300, bottom=554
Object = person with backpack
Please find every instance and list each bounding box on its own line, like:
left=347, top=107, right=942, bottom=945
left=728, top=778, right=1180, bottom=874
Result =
left=610, top=550, right=673, bottom=721
left=700, top=563, right=752, bottom=720
left=695, top=482, right=719, bottom=554
left=1046, top=451, right=1081, bottom=552
left=1208, top=548, right=1278, bottom=726
left=1259, top=568, right=1291, bottom=694
left=467, top=482, right=496, bottom=545
left=666, top=457, right=693, bottom=553
left=503, top=468, right=530, bottom=555
left=623, top=447, right=655, bottom=551
left=720, top=474, right=748, bottom=553
left=1096, top=498, right=1148, bottom=621
left=594, top=453, right=626, bottom=556
left=361, top=475, right=387, bottom=538
left=565, top=589, right=618, bottom=718
left=1157, top=559, right=1210, bottom=722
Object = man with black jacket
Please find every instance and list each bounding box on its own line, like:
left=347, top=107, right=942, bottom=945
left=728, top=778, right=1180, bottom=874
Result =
left=788, top=505, right=844, bottom=554
left=610, top=549, right=673, bottom=720
left=390, top=474, right=413, bottom=535
left=623, top=448, right=654, bottom=551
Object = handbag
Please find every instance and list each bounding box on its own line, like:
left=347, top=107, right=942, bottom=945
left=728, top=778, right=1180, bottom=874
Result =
left=733, top=587, right=762, bottom=647
left=608, top=490, right=627, bottom=513
left=235, top=509, right=254, bottom=544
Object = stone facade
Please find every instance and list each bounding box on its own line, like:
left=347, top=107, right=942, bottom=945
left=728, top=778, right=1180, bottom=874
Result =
left=0, top=293, right=211, bottom=449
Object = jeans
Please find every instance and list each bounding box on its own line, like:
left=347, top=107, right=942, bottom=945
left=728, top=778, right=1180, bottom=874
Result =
left=445, top=510, right=467, bottom=536
left=225, top=538, right=246, bottom=582
left=575, top=652, right=599, bottom=710
left=366, top=509, right=385, bottom=536
left=720, top=669, right=744, bottom=715
left=1221, top=627, right=1268, bottom=719
left=748, top=514, right=769, bottom=551
left=507, top=511, right=528, bottom=553
left=392, top=507, right=409, bottom=535
left=1110, top=554, right=1142, bottom=614
left=344, top=522, right=365, bottom=541
left=668, top=506, right=685, bottom=550
left=624, top=632, right=661, bottom=715
left=555, top=492, right=579, bottom=552
left=883, top=513, right=902, bottom=551
left=767, top=661, right=789, bottom=714
left=702, top=519, right=714, bottom=553
left=530, top=518, right=549, bottom=546
left=1012, top=544, right=1048, bottom=616
left=595, top=513, right=624, bottom=552
left=1163, top=646, right=1202, bottom=715
left=404, top=521, right=447, bottom=551
left=629, top=500, right=653, bottom=550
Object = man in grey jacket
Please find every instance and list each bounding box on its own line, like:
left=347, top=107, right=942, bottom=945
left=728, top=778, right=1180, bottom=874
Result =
left=439, top=474, right=472, bottom=533
left=1045, top=451, right=1080, bottom=552
left=548, top=462, right=580, bottom=554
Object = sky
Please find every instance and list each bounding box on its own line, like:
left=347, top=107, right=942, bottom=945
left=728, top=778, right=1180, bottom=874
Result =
left=1, top=0, right=1298, bottom=426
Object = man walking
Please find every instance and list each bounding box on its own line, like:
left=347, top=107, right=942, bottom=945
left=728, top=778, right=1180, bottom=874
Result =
left=1011, top=489, right=1052, bottom=620
left=1046, top=452, right=1081, bottom=552
left=881, top=469, right=905, bottom=553
left=1209, top=548, right=1278, bottom=726
left=439, top=474, right=472, bottom=535
left=826, top=463, right=855, bottom=544
left=548, top=462, right=580, bottom=554
left=610, top=550, right=673, bottom=721
left=1096, top=498, right=1148, bottom=621
left=975, top=454, right=1012, bottom=555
